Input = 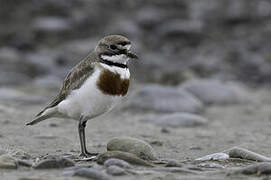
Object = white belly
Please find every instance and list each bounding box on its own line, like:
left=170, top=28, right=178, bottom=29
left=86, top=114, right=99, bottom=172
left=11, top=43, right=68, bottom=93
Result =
left=57, top=68, right=123, bottom=120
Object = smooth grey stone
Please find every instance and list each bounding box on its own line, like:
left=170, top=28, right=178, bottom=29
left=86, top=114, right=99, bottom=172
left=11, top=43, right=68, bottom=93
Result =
left=0, top=154, right=17, bottom=169
left=198, top=162, right=225, bottom=169
left=180, top=79, right=249, bottom=105
left=107, top=137, right=157, bottom=161
left=141, top=113, right=208, bottom=128
left=229, top=147, right=271, bottom=162
left=63, top=165, right=94, bottom=176
left=97, top=151, right=153, bottom=167
left=104, top=158, right=131, bottom=169
left=73, top=168, right=112, bottom=180
left=106, top=165, right=126, bottom=176
left=126, top=84, right=203, bottom=113
left=233, top=162, right=271, bottom=175
left=33, top=157, right=75, bottom=169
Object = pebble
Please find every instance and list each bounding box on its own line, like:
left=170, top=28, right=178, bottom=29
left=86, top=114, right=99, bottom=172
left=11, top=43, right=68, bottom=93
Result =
left=232, top=162, right=271, bottom=175
left=71, top=168, right=112, bottom=180
left=62, top=165, right=93, bottom=176
left=198, top=162, right=225, bottom=169
left=0, top=154, right=17, bottom=169
left=106, top=165, right=126, bottom=176
left=229, top=147, right=271, bottom=162
left=107, top=137, right=157, bottom=161
left=195, top=153, right=229, bottom=161
left=180, top=79, right=249, bottom=105
left=104, top=158, right=132, bottom=169
left=141, top=113, right=208, bottom=128
left=126, top=84, right=203, bottom=113
left=97, top=151, right=153, bottom=167
left=33, top=157, right=75, bottom=169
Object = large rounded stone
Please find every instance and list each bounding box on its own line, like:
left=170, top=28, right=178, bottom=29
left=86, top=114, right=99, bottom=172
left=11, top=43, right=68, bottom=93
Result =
left=33, top=157, right=75, bottom=169
left=126, top=84, right=203, bottom=113
left=107, top=137, right=157, bottom=161
left=180, top=79, right=249, bottom=105
left=104, top=158, right=132, bottom=169
left=67, top=168, right=112, bottom=180
left=106, top=165, right=126, bottom=176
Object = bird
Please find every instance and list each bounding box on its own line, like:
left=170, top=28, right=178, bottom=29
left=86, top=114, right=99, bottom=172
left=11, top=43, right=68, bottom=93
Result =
left=26, top=35, right=138, bottom=158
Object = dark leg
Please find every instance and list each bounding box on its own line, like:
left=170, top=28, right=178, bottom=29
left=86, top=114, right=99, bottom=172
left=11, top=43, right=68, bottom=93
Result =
left=78, top=117, right=98, bottom=158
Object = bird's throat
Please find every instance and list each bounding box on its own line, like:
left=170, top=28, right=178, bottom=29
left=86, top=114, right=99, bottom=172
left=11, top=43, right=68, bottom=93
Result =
left=99, top=59, right=128, bottom=69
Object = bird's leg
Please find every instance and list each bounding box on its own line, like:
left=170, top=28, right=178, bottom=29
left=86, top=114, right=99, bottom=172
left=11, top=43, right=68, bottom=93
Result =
left=78, top=117, right=98, bottom=158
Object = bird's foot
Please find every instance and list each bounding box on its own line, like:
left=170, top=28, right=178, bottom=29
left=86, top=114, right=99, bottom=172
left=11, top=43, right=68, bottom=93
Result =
left=79, top=151, right=98, bottom=161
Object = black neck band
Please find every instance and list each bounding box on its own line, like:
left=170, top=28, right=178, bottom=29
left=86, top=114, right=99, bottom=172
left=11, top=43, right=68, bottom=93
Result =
left=100, top=59, right=128, bottom=69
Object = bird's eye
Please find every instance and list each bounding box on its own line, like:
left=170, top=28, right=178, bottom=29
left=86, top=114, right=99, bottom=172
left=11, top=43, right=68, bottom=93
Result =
left=109, top=45, right=117, bottom=50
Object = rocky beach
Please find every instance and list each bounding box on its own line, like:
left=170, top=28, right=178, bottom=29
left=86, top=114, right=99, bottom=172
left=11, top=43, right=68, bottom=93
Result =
left=1, top=0, right=271, bottom=179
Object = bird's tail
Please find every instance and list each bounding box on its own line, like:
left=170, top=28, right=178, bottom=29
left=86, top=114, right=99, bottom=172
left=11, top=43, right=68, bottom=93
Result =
left=26, top=114, right=49, bottom=125
left=26, top=107, right=57, bottom=126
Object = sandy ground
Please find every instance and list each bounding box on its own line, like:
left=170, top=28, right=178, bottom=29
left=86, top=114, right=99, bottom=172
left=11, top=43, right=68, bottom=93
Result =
left=0, top=86, right=271, bottom=180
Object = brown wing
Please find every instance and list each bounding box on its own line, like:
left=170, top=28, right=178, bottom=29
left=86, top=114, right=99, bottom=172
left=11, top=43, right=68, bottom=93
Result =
left=35, top=54, right=97, bottom=117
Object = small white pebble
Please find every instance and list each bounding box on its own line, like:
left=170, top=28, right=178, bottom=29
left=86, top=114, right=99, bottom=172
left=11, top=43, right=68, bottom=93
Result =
left=195, top=153, right=229, bottom=161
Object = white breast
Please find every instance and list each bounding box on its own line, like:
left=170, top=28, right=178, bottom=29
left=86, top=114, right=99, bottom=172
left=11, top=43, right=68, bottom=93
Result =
left=57, top=66, right=126, bottom=120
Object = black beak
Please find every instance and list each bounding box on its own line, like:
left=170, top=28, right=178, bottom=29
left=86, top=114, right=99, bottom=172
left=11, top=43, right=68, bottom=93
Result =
left=127, top=51, right=138, bottom=59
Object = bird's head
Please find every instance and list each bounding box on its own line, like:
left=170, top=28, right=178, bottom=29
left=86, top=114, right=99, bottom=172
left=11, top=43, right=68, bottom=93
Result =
left=95, top=35, right=138, bottom=65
